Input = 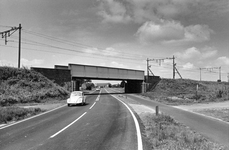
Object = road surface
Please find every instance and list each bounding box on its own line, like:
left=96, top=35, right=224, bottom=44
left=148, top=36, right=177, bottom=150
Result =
left=127, top=94, right=229, bottom=148
left=107, top=88, right=229, bottom=148
left=0, top=90, right=144, bottom=150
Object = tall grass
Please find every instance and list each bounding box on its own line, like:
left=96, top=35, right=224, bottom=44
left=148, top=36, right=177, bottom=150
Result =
left=0, top=106, right=43, bottom=124
left=143, top=78, right=229, bottom=105
left=143, top=114, right=227, bottom=150
left=0, top=66, right=69, bottom=106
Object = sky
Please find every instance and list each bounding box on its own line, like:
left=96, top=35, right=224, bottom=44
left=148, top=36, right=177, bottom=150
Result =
left=0, top=0, right=229, bottom=82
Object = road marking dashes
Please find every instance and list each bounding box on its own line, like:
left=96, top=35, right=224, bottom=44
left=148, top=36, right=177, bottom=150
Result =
left=89, top=102, right=96, bottom=109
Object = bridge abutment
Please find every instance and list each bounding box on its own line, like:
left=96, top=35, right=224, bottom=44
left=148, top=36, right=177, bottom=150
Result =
left=125, top=80, right=143, bottom=93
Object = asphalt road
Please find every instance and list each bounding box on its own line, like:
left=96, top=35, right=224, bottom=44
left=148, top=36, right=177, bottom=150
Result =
left=0, top=90, right=141, bottom=150
left=127, top=94, right=229, bottom=148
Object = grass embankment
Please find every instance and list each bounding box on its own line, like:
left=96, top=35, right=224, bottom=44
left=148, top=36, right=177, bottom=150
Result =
left=0, top=107, right=44, bottom=124
left=143, top=78, right=229, bottom=105
left=195, top=108, right=229, bottom=122
left=143, top=113, right=227, bottom=150
left=0, top=66, right=69, bottom=124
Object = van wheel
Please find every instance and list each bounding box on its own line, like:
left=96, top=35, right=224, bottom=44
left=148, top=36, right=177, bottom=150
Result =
left=68, top=104, right=71, bottom=107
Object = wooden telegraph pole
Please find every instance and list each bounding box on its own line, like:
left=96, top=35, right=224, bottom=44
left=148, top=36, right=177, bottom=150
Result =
left=18, top=24, right=22, bottom=68
left=0, top=24, right=22, bottom=68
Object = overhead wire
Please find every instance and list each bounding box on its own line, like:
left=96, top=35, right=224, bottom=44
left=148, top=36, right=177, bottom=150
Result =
left=22, top=29, right=147, bottom=59
left=1, top=28, right=228, bottom=80
left=0, top=44, right=146, bottom=66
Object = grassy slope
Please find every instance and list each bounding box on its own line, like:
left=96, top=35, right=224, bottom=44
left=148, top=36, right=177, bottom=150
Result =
left=0, top=66, right=70, bottom=106
left=142, top=113, right=227, bottom=150
left=143, top=78, right=229, bottom=105
left=0, top=66, right=70, bottom=124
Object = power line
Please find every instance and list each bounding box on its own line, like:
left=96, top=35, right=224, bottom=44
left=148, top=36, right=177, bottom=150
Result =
left=0, top=24, right=22, bottom=68
left=0, top=44, right=145, bottom=65
left=0, top=25, right=15, bottom=28
left=22, top=29, right=147, bottom=59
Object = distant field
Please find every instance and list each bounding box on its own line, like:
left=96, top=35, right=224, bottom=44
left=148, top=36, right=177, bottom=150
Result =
left=142, top=78, right=229, bottom=105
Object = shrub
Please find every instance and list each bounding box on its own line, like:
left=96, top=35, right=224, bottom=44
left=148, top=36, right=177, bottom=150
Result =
left=0, top=106, right=43, bottom=124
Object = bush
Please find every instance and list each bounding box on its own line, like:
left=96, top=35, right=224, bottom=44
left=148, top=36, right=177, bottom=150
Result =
left=0, top=106, right=43, bottom=124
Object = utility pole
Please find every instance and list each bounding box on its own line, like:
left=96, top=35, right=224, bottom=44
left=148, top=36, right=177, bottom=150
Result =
left=18, top=24, right=22, bottom=68
left=172, top=55, right=175, bottom=79
left=169, top=55, right=182, bottom=79
left=199, top=68, right=202, bottom=81
left=146, top=56, right=182, bottom=80
left=146, top=58, right=149, bottom=82
left=199, top=67, right=221, bottom=81
left=219, top=66, right=221, bottom=81
left=227, top=73, right=229, bottom=82
left=0, top=24, right=22, bottom=68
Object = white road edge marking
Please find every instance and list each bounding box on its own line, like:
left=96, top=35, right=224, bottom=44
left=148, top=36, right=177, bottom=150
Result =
left=0, top=104, right=66, bottom=130
left=50, top=112, right=87, bottom=138
left=105, top=89, right=143, bottom=150
left=89, top=102, right=96, bottom=109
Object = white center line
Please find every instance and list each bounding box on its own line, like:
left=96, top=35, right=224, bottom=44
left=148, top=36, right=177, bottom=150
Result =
left=89, top=102, right=96, bottom=109
left=50, top=112, right=87, bottom=138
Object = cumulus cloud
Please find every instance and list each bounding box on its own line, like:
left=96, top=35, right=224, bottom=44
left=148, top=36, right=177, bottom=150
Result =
left=182, top=62, right=194, bottom=70
left=21, top=58, right=44, bottom=66
left=97, top=0, right=132, bottom=23
left=136, top=20, right=213, bottom=44
left=175, top=47, right=217, bottom=60
left=110, top=61, right=127, bottom=68
left=201, top=47, right=218, bottom=59
left=175, top=47, right=201, bottom=60
left=136, top=20, right=184, bottom=43
left=182, top=25, right=213, bottom=43
left=216, top=56, right=229, bottom=65
left=98, top=0, right=228, bottom=24
left=84, top=47, right=118, bottom=56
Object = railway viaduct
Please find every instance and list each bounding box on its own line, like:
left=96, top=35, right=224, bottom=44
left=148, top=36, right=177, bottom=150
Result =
left=32, top=64, right=160, bottom=93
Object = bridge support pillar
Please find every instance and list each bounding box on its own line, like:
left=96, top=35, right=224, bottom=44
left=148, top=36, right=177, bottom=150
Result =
left=125, top=80, right=143, bottom=93
left=71, top=80, right=80, bottom=91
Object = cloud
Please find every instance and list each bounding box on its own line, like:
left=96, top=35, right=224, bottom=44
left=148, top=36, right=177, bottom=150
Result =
left=84, top=47, right=99, bottom=54
left=216, top=56, right=229, bottom=65
left=98, top=0, right=228, bottom=24
left=136, top=20, right=213, bottom=44
left=175, top=47, right=217, bottom=60
left=182, top=62, right=194, bottom=69
left=97, top=0, right=132, bottom=23
left=84, top=47, right=119, bottom=56
left=110, top=61, right=127, bottom=68
left=176, top=47, right=201, bottom=60
left=182, top=24, right=213, bottom=43
left=136, top=20, right=184, bottom=44
left=201, top=47, right=218, bottom=59
left=21, top=58, right=44, bottom=66
left=0, top=60, right=14, bottom=66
